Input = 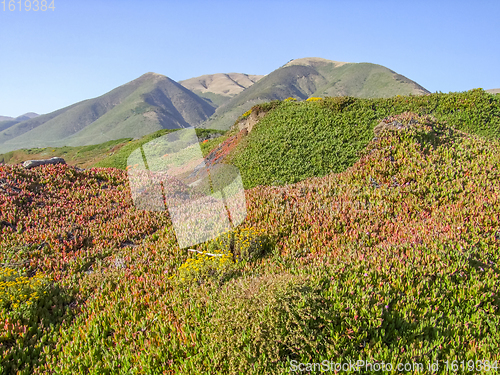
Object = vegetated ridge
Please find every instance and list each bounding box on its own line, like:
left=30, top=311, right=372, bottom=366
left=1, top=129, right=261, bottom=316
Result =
left=205, top=88, right=499, bottom=189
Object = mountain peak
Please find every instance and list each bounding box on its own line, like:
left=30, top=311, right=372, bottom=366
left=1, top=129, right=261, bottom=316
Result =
left=284, top=57, right=349, bottom=68
left=143, top=72, right=165, bottom=77
left=138, top=72, right=168, bottom=82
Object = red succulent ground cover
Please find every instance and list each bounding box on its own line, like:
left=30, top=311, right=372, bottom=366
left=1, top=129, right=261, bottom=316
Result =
left=204, top=128, right=248, bottom=168
left=0, top=165, right=171, bottom=279
left=243, top=123, right=500, bottom=272
left=1, top=120, right=499, bottom=300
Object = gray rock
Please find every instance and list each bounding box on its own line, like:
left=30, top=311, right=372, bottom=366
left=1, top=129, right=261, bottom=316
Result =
left=23, top=157, right=66, bottom=169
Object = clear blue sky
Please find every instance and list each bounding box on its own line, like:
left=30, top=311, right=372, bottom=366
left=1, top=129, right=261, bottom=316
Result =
left=0, top=0, right=499, bottom=117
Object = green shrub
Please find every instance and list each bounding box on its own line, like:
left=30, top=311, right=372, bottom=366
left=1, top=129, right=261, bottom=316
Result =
left=0, top=266, right=71, bottom=374
left=198, top=273, right=332, bottom=374
left=319, top=96, right=356, bottom=112
left=210, top=227, right=271, bottom=262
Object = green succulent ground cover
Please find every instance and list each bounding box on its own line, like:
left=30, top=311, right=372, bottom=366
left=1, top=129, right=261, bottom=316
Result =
left=229, top=89, right=500, bottom=189
left=0, top=89, right=500, bottom=374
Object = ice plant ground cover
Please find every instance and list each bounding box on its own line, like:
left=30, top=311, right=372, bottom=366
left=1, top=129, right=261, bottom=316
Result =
left=0, top=91, right=499, bottom=373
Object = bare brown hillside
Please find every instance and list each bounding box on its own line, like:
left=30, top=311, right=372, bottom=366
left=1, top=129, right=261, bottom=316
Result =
left=179, top=73, right=264, bottom=97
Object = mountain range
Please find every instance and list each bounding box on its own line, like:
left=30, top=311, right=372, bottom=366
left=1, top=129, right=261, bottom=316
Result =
left=0, top=112, right=38, bottom=122
left=0, top=57, right=433, bottom=153
left=0, top=73, right=214, bottom=152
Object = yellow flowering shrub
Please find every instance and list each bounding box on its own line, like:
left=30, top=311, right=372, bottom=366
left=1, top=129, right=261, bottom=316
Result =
left=209, top=227, right=269, bottom=262
left=233, top=227, right=269, bottom=262
left=0, top=267, right=50, bottom=311
left=242, top=109, right=253, bottom=118
left=284, top=97, right=297, bottom=102
left=172, top=227, right=271, bottom=286
left=306, top=97, right=323, bottom=102
left=174, top=251, right=235, bottom=285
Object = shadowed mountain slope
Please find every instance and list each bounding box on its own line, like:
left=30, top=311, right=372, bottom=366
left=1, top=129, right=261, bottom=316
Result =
left=0, top=74, right=215, bottom=153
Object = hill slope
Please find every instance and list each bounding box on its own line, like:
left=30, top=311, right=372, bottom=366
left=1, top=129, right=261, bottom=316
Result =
left=200, top=89, right=499, bottom=189
left=0, top=128, right=224, bottom=169
left=0, top=74, right=215, bottom=153
left=179, top=73, right=264, bottom=107
left=202, top=57, right=430, bottom=130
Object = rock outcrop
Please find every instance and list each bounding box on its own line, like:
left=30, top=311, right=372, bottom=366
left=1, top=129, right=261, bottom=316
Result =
left=237, top=110, right=267, bottom=134
left=22, top=157, right=66, bottom=169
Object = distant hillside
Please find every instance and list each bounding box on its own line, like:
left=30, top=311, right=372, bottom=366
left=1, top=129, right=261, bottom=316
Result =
left=179, top=73, right=264, bottom=107
left=0, top=120, right=20, bottom=133
left=0, top=128, right=225, bottom=169
left=0, top=112, right=38, bottom=122
left=486, top=88, right=500, bottom=94
left=0, top=74, right=215, bottom=153
left=15, top=112, right=39, bottom=121
left=0, top=112, right=39, bottom=132
left=202, top=57, right=430, bottom=130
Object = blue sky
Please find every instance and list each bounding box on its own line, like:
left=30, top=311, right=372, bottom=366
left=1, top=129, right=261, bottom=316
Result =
left=0, top=0, right=499, bottom=117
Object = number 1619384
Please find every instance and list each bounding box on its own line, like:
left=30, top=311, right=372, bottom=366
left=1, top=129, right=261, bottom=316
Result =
left=2, top=0, right=55, bottom=11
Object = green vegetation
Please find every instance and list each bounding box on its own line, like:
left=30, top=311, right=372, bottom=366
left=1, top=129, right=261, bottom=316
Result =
left=229, top=89, right=500, bottom=188
left=0, top=138, right=132, bottom=167
left=0, top=128, right=226, bottom=169
left=0, top=265, right=73, bottom=374
left=94, top=128, right=225, bottom=170
left=1, top=88, right=500, bottom=373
